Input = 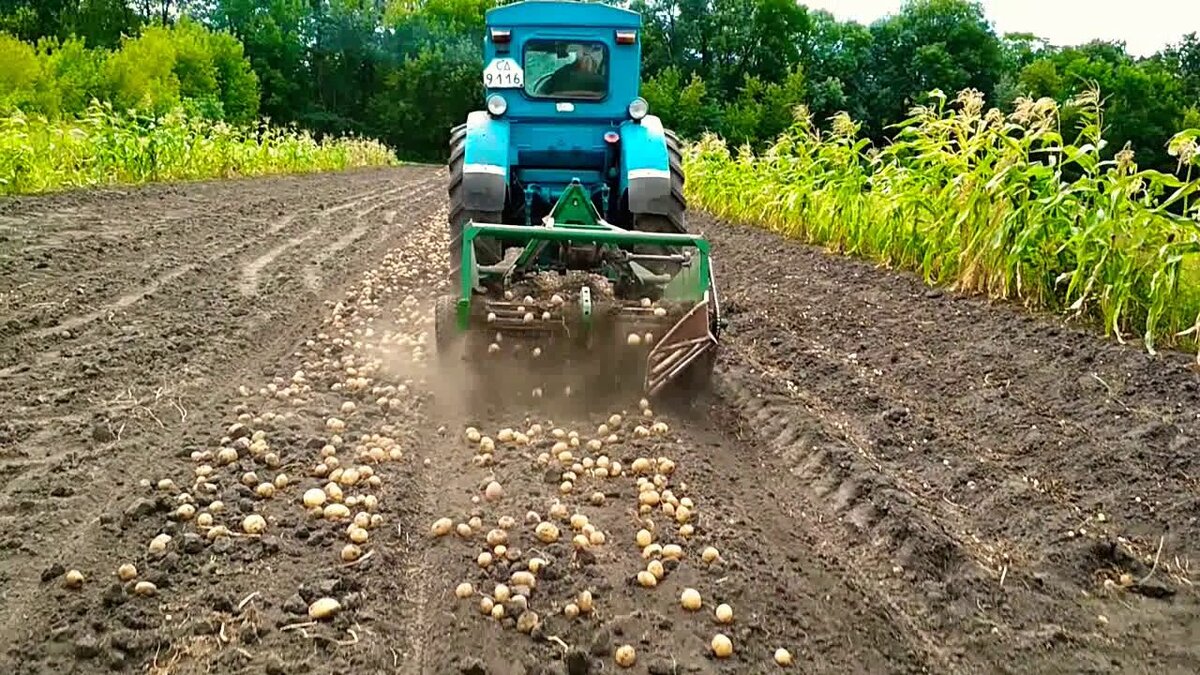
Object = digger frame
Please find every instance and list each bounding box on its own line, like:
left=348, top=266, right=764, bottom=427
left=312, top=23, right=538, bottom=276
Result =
left=441, top=181, right=720, bottom=397
left=454, top=199, right=713, bottom=330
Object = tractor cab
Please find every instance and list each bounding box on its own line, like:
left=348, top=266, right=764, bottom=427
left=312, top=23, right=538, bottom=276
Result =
left=455, top=0, right=673, bottom=233
left=482, top=1, right=641, bottom=124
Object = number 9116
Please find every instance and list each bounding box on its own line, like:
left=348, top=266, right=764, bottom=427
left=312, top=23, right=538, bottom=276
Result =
left=485, top=71, right=522, bottom=87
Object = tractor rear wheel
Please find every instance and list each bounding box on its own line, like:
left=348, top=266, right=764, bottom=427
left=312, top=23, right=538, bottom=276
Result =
left=632, top=127, right=688, bottom=235
left=630, top=127, right=687, bottom=270
left=448, top=129, right=502, bottom=290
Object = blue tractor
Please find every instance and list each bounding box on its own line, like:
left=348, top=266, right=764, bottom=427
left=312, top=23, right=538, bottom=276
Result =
left=438, top=0, right=720, bottom=398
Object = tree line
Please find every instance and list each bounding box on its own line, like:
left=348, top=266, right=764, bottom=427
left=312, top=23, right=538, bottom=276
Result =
left=1, top=0, right=1197, bottom=173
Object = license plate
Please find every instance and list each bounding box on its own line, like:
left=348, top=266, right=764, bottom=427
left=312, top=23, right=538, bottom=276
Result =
left=483, top=58, right=524, bottom=88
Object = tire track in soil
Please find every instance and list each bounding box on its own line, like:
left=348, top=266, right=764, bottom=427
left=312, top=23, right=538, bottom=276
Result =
left=239, top=184, right=414, bottom=296
left=0, top=170, right=437, bottom=410
left=697, top=212, right=1200, bottom=673
left=0, top=174, right=410, bottom=353
left=300, top=182, right=439, bottom=292
left=22, top=263, right=200, bottom=341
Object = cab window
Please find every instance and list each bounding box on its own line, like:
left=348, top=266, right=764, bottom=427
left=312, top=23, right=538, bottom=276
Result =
left=524, top=40, right=608, bottom=100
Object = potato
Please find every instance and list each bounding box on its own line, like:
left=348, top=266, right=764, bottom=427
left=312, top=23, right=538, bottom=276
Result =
left=715, top=603, right=733, bottom=624
left=484, top=481, right=504, bottom=501
left=309, top=597, right=341, bottom=620
left=148, top=534, right=172, bottom=554
left=535, top=522, right=560, bottom=543
left=242, top=514, right=267, bottom=534
left=636, top=529, right=653, bottom=547
left=486, top=529, right=508, bottom=547
left=647, top=559, right=664, bottom=579
left=516, top=611, right=540, bottom=634
left=304, top=485, right=328, bottom=506
left=577, top=590, right=594, bottom=613
left=615, top=645, right=636, bottom=668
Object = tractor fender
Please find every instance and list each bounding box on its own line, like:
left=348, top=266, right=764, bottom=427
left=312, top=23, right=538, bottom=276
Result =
left=619, top=115, right=672, bottom=215
left=463, top=110, right=510, bottom=213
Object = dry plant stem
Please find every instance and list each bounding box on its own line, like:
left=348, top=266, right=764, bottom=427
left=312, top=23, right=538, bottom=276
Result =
left=1139, top=536, right=1166, bottom=585
left=237, top=591, right=261, bottom=611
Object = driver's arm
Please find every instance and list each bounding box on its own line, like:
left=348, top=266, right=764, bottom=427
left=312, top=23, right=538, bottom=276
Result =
left=538, top=61, right=576, bottom=95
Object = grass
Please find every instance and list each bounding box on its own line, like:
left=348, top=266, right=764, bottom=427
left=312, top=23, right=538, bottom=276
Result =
left=684, top=87, right=1200, bottom=357
left=0, top=102, right=399, bottom=196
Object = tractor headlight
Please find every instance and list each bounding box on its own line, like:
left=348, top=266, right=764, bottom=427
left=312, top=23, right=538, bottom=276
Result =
left=487, top=94, right=508, bottom=117
left=628, top=97, right=649, bottom=121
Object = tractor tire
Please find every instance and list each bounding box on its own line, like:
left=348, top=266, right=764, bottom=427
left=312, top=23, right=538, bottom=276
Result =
left=632, top=127, right=687, bottom=235
left=629, top=128, right=687, bottom=272
left=448, top=130, right=502, bottom=290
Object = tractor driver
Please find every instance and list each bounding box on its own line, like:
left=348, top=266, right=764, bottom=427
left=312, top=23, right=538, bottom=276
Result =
left=536, top=43, right=606, bottom=99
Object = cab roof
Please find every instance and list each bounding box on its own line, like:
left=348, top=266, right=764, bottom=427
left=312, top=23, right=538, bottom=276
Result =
left=485, top=1, right=641, bottom=28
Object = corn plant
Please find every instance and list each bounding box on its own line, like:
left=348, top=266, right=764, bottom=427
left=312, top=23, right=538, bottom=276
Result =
left=685, top=88, right=1200, bottom=357
left=0, top=102, right=399, bottom=197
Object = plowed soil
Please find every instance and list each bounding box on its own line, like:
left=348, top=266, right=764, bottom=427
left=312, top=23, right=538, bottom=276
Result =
left=1, top=166, right=1197, bottom=675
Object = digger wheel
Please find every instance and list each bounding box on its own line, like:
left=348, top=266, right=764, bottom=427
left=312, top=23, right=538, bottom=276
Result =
left=434, top=294, right=459, bottom=358
left=448, top=129, right=502, bottom=291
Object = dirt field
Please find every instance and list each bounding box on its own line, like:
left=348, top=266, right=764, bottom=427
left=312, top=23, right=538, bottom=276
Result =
left=1, top=166, right=1197, bottom=675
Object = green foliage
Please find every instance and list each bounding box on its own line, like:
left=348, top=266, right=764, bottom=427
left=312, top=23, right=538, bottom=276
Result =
left=865, top=0, right=1005, bottom=136
left=685, top=89, right=1200, bottom=353
left=0, top=33, right=43, bottom=111
left=1013, top=41, right=1188, bottom=169
left=42, top=36, right=107, bottom=113
left=642, top=68, right=719, bottom=140
left=0, top=102, right=398, bottom=196
left=104, top=24, right=182, bottom=113
left=0, top=20, right=260, bottom=123
left=103, top=20, right=260, bottom=123
left=367, top=41, right=482, bottom=156
left=0, top=0, right=138, bottom=48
